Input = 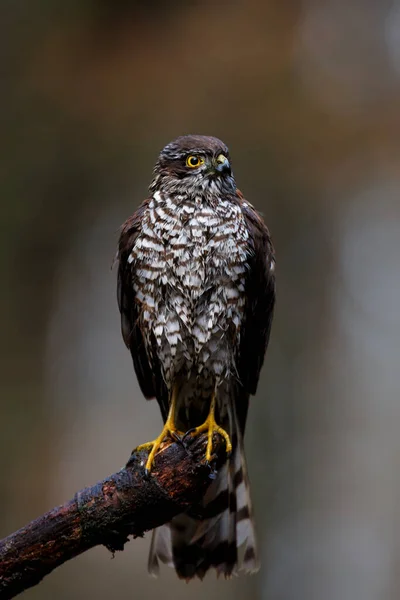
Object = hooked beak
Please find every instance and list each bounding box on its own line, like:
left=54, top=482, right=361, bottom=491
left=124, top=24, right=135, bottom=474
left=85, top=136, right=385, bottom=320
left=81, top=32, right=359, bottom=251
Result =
left=214, top=154, right=231, bottom=174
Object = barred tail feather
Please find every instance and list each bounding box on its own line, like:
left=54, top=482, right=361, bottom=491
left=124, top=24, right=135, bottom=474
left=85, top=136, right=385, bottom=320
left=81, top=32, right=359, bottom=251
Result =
left=148, top=396, right=259, bottom=579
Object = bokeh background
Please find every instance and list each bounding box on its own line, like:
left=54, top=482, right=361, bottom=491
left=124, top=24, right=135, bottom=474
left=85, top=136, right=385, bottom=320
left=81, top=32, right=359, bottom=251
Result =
left=1, top=1, right=400, bottom=599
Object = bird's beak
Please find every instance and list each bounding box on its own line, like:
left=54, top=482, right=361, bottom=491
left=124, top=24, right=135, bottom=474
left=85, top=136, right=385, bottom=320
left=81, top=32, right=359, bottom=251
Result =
left=214, top=154, right=231, bottom=174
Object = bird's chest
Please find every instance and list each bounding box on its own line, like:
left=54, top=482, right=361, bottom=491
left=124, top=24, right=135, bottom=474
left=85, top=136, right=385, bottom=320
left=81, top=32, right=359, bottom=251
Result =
left=146, top=197, right=248, bottom=293
left=129, top=195, right=250, bottom=378
left=130, top=195, right=249, bottom=339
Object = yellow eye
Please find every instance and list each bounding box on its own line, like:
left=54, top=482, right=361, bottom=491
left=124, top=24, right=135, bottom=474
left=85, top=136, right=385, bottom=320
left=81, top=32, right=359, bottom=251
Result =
left=186, top=155, right=205, bottom=168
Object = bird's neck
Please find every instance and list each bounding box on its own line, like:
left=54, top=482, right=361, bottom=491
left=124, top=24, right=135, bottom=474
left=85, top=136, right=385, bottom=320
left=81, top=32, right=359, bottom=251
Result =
left=149, top=176, right=236, bottom=205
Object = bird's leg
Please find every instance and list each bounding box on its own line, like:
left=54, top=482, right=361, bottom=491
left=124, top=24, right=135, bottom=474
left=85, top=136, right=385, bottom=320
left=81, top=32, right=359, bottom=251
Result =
left=187, top=392, right=232, bottom=463
left=136, top=386, right=182, bottom=473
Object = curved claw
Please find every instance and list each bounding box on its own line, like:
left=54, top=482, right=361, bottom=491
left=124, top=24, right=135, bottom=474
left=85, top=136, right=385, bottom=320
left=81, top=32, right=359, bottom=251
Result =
left=170, top=430, right=183, bottom=444
left=182, top=427, right=197, bottom=443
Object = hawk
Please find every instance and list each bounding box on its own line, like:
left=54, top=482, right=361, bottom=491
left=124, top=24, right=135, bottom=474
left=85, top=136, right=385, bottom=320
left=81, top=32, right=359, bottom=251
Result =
left=117, top=135, right=275, bottom=579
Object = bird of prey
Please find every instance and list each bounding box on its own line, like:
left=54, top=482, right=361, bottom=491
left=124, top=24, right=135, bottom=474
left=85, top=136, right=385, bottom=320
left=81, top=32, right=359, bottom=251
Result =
left=117, top=135, right=275, bottom=579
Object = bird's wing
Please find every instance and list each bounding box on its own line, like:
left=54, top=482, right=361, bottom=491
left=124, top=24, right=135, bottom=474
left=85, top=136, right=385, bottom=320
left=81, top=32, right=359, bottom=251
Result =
left=235, top=196, right=276, bottom=428
left=117, top=200, right=169, bottom=417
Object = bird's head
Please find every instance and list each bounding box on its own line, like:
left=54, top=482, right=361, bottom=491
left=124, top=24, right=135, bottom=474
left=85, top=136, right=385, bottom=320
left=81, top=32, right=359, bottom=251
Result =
left=149, top=135, right=236, bottom=199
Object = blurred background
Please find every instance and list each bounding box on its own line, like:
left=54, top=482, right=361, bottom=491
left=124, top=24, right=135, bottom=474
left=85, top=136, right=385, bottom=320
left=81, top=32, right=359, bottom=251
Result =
left=1, top=1, right=400, bottom=599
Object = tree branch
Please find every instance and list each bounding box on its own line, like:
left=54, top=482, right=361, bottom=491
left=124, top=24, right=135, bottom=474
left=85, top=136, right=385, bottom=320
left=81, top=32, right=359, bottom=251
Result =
left=0, top=434, right=226, bottom=600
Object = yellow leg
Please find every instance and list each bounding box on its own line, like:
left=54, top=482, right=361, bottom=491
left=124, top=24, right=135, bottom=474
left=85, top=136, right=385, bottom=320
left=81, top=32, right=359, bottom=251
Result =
left=136, top=387, right=182, bottom=472
left=189, top=393, right=232, bottom=462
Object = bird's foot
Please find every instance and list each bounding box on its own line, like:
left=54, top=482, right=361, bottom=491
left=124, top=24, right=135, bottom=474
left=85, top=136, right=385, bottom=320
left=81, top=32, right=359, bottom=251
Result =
left=185, top=412, right=232, bottom=463
left=136, top=423, right=183, bottom=474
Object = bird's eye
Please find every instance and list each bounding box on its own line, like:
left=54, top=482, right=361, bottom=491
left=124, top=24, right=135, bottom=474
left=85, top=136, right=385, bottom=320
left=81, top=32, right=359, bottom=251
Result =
left=186, top=155, right=205, bottom=168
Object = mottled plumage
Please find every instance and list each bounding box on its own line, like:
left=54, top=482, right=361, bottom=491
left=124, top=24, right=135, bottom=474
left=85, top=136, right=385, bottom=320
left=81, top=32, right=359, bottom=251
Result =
left=117, top=135, right=275, bottom=579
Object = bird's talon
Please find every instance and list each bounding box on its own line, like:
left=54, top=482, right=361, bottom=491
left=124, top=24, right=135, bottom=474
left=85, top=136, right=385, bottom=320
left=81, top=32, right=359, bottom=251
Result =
left=184, top=400, right=232, bottom=464
left=171, top=431, right=183, bottom=444
left=182, top=427, right=196, bottom=443
left=137, top=425, right=181, bottom=473
left=135, top=441, right=153, bottom=453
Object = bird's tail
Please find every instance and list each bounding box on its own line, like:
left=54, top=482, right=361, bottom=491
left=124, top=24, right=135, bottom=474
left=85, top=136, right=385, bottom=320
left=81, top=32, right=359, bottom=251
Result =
left=147, top=399, right=259, bottom=579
